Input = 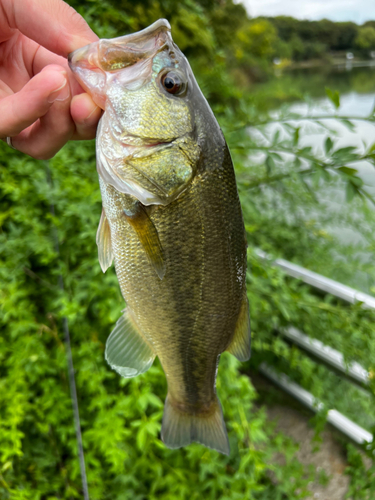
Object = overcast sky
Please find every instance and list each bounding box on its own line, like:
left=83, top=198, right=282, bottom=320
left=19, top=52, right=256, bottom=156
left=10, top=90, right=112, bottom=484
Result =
left=240, top=0, right=375, bottom=25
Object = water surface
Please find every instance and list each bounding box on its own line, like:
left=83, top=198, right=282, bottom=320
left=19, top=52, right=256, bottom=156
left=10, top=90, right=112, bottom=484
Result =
left=254, top=65, right=375, bottom=292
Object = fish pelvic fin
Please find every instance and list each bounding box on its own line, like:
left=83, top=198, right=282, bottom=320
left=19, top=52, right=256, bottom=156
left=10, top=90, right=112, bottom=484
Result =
left=226, top=295, right=251, bottom=362
left=96, top=209, right=113, bottom=273
left=161, top=396, right=230, bottom=456
left=105, top=309, right=156, bottom=378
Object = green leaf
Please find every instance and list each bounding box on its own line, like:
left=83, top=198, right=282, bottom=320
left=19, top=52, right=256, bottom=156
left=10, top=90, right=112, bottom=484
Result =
left=293, top=127, right=300, bottom=146
left=333, top=146, right=356, bottom=156
left=299, top=146, right=312, bottom=155
left=340, top=119, right=355, bottom=131
left=272, top=129, right=280, bottom=145
left=325, top=87, right=340, bottom=109
left=136, top=426, right=148, bottom=450
left=294, top=156, right=302, bottom=169
left=337, top=166, right=358, bottom=176
left=345, top=180, right=358, bottom=201
left=324, top=137, right=334, bottom=155
left=350, top=175, right=364, bottom=188
left=332, top=146, right=358, bottom=163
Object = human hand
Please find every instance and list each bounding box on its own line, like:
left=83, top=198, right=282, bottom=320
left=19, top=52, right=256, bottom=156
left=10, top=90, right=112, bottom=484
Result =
left=0, top=0, right=102, bottom=159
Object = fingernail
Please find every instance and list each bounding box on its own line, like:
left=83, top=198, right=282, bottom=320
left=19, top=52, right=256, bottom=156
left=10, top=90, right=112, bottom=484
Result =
left=48, top=78, right=70, bottom=103
left=83, top=105, right=100, bottom=124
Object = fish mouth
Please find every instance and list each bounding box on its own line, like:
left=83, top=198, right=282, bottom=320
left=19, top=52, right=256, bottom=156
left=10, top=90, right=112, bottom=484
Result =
left=68, top=19, right=171, bottom=69
left=68, top=19, right=173, bottom=105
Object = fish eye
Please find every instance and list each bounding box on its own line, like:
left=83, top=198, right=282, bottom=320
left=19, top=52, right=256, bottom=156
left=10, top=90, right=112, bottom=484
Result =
left=161, top=71, right=186, bottom=96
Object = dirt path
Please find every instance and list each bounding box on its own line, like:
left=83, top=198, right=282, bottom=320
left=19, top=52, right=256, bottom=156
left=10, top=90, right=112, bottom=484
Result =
left=251, top=373, right=350, bottom=500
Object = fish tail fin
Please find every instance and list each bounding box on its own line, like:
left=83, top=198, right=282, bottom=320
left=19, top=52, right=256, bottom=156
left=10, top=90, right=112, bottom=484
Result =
left=161, top=395, right=230, bottom=455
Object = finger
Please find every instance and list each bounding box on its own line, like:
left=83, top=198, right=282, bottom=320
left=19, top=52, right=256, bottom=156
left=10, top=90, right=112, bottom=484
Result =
left=0, top=79, right=13, bottom=100
left=0, top=66, right=69, bottom=138
left=32, top=45, right=83, bottom=96
left=13, top=79, right=73, bottom=159
left=4, top=0, right=98, bottom=57
left=71, top=93, right=102, bottom=140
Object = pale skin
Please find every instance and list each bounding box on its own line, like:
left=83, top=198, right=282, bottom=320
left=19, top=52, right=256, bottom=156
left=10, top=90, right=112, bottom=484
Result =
left=0, top=0, right=102, bottom=159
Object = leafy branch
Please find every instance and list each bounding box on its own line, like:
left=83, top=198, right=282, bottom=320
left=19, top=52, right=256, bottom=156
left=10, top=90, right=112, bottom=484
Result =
left=230, top=88, right=375, bottom=204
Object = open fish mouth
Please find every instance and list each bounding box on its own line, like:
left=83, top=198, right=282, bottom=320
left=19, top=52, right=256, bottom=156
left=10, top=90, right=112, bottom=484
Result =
left=68, top=19, right=171, bottom=71
left=68, top=19, right=173, bottom=109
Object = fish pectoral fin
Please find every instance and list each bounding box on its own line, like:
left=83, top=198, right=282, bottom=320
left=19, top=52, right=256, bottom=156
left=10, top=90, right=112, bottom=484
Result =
left=226, top=295, right=251, bottom=362
left=161, top=395, right=230, bottom=456
left=123, top=202, right=166, bottom=280
left=105, top=309, right=156, bottom=378
left=96, top=209, right=113, bottom=273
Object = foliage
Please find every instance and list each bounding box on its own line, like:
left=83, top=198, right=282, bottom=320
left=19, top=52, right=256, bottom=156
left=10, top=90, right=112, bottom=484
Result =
left=265, top=16, right=361, bottom=61
left=235, top=20, right=278, bottom=61
left=0, top=143, right=314, bottom=499
left=355, top=26, right=375, bottom=52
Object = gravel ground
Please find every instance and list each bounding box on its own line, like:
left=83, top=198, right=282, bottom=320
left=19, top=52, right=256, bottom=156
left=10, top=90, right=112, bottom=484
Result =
left=251, top=373, right=350, bottom=500
left=266, top=404, right=350, bottom=500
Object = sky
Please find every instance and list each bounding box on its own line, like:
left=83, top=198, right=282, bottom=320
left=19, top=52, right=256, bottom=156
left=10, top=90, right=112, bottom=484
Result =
left=240, top=0, right=375, bottom=25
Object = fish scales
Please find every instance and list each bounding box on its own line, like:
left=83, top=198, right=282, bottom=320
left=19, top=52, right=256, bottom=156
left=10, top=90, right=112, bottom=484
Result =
left=69, top=18, right=251, bottom=455
left=101, top=144, right=245, bottom=408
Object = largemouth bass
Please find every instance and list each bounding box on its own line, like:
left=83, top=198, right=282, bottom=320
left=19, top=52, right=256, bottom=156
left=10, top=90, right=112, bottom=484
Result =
left=69, top=19, right=250, bottom=455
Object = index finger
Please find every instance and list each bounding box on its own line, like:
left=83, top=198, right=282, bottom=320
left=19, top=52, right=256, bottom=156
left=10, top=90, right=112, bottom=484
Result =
left=3, top=0, right=98, bottom=57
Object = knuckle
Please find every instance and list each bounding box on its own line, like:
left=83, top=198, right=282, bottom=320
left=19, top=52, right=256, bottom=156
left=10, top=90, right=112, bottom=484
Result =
left=33, top=150, right=55, bottom=161
left=61, top=3, right=93, bottom=36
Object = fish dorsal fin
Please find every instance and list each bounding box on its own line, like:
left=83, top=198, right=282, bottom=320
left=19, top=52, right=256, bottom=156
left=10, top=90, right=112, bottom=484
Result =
left=226, top=295, right=251, bottom=362
left=105, top=309, right=156, bottom=378
left=123, top=202, right=166, bottom=280
left=96, top=209, right=113, bottom=273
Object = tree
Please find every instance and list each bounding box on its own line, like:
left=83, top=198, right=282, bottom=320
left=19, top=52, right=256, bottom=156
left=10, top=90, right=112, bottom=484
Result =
left=355, top=26, right=375, bottom=52
left=236, top=19, right=278, bottom=60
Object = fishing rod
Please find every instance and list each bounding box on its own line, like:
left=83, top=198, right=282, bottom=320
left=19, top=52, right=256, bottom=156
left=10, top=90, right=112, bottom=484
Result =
left=46, top=163, right=90, bottom=500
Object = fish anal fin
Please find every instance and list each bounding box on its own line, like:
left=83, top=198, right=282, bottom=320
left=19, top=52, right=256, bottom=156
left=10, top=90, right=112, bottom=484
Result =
left=226, top=295, right=251, bottom=362
left=96, top=209, right=113, bottom=273
left=105, top=309, right=156, bottom=378
left=123, top=202, right=166, bottom=280
left=161, top=396, right=230, bottom=455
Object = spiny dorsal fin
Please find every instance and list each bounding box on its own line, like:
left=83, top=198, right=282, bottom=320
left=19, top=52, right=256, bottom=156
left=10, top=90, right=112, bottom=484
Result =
left=105, top=309, right=156, bottom=378
left=123, top=202, right=166, bottom=280
left=96, top=209, right=113, bottom=273
left=226, top=295, right=251, bottom=362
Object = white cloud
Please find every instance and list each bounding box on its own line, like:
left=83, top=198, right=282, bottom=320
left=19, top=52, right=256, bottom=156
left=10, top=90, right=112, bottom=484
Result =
left=240, top=0, right=375, bottom=24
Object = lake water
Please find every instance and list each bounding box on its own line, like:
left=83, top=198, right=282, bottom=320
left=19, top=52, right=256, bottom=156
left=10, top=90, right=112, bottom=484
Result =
left=255, top=64, right=375, bottom=293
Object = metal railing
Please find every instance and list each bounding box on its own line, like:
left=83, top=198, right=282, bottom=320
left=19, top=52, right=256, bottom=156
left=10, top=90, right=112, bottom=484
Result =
left=255, top=249, right=374, bottom=446
left=259, top=364, right=373, bottom=446
left=280, top=326, right=370, bottom=389
left=255, top=248, right=375, bottom=309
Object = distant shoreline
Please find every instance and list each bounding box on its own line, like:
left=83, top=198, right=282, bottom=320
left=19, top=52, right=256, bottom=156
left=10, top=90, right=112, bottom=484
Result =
left=286, top=59, right=375, bottom=70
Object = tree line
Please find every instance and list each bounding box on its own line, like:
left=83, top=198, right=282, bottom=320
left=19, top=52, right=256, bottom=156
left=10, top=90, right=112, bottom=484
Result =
left=264, top=16, right=375, bottom=61
left=67, top=0, right=375, bottom=87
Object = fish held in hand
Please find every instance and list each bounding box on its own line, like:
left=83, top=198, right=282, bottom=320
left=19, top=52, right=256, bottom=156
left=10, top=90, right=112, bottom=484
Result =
left=69, top=19, right=250, bottom=455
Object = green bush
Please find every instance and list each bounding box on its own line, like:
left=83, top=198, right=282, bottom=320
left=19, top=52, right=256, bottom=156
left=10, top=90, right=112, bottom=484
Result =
left=0, top=143, right=314, bottom=499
